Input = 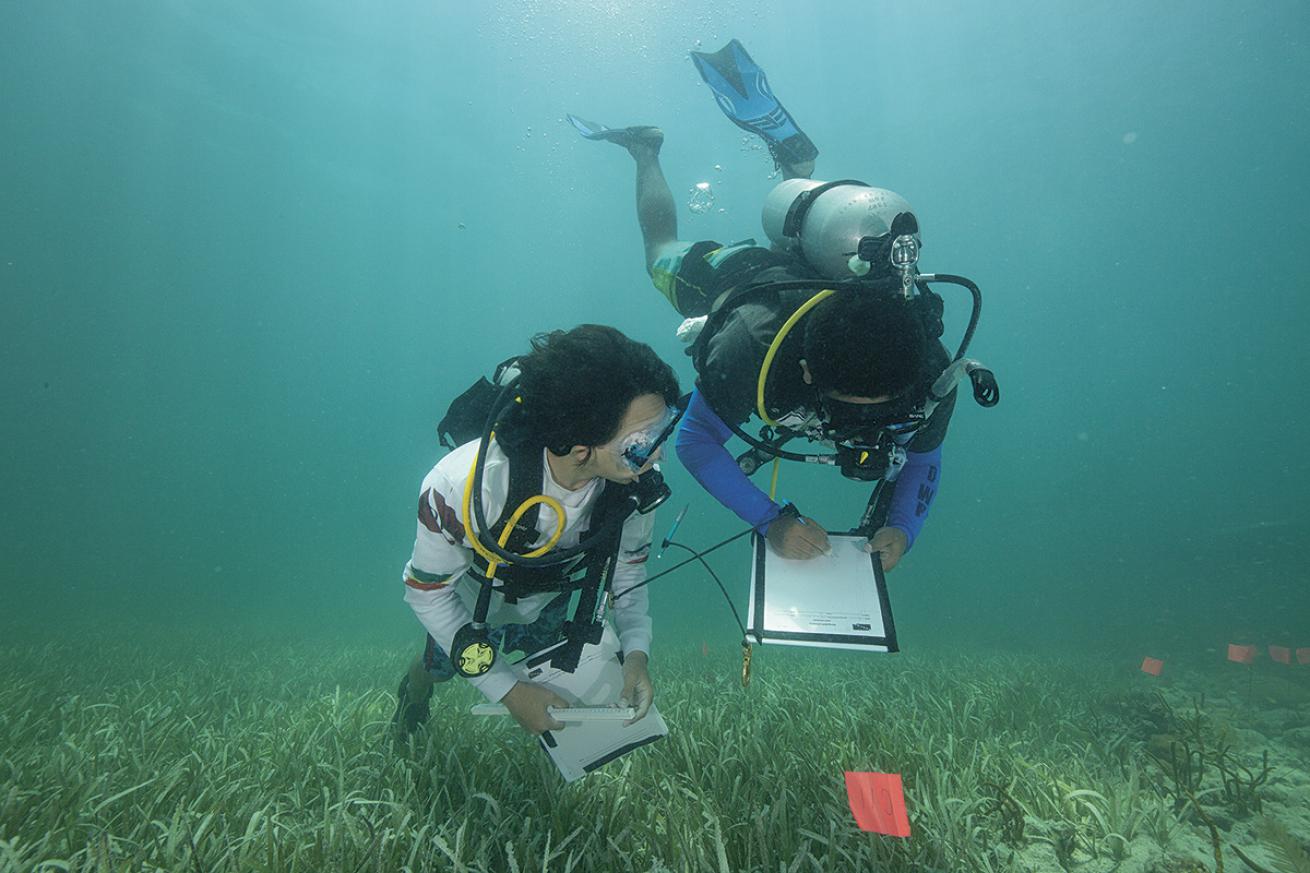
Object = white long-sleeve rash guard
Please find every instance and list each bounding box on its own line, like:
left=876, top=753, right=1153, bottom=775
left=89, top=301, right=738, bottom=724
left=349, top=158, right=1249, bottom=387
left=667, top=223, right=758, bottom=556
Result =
left=402, top=438, right=655, bottom=703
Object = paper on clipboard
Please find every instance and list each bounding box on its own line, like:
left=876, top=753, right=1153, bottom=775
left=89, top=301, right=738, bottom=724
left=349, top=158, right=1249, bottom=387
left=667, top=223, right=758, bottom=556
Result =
left=505, top=624, right=667, bottom=782
left=746, top=533, right=898, bottom=652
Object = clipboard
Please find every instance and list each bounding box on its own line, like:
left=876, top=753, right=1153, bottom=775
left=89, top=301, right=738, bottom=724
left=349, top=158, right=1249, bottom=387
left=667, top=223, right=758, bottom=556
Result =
left=746, top=533, right=898, bottom=652
left=500, top=624, right=668, bottom=782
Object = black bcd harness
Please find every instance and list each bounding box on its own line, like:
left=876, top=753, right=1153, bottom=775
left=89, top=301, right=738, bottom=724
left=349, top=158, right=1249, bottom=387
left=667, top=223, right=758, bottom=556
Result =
left=437, top=371, right=641, bottom=676
left=686, top=275, right=950, bottom=478
left=684, top=270, right=993, bottom=535
left=466, top=440, right=637, bottom=674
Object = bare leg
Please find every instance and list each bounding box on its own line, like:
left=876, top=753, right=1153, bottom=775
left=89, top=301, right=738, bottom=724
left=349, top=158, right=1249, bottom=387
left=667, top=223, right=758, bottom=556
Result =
left=631, top=148, right=679, bottom=270
left=593, top=127, right=678, bottom=271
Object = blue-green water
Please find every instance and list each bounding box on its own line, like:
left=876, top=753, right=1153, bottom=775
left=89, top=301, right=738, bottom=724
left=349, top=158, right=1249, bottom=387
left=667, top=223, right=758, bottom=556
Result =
left=3, top=1, right=1308, bottom=663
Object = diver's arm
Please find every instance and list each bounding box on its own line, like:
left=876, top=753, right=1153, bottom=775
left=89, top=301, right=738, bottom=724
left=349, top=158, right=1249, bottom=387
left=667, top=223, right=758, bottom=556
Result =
left=884, top=444, right=942, bottom=551
left=610, top=505, right=660, bottom=718
left=609, top=510, right=656, bottom=657
left=610, top=509, right=656, bottom=723
left=401, top=466, right=520, bottom=703
left=675, top=388, right=783, bottom=532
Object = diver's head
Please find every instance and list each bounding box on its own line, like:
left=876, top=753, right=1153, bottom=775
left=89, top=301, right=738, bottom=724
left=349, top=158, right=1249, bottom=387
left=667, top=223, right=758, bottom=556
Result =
left=513, top=324, right=681, bottom=485
left=762, top=178, right=919, bottom=280
left=800, top=293, right=927, bottom=440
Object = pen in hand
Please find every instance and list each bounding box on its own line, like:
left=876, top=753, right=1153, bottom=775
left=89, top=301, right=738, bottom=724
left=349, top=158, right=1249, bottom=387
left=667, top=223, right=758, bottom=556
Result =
left=783, top=502, right=833, bottom=556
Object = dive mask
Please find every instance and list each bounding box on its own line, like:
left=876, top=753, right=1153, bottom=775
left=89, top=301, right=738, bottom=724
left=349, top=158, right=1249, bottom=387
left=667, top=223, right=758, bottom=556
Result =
left=615, top=404, right=682, bottom=473
left=818, top=395, right=924, bottom=444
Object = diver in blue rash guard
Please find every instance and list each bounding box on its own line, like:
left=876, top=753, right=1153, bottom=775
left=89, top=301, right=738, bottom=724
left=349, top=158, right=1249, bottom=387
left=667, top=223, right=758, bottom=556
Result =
left=674, top=288, right=955, bottom=568
left=571, top=39, right=997, bottom=569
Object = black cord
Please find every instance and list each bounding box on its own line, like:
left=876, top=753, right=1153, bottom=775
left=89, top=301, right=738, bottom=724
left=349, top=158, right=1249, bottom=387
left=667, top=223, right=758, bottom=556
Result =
left=666, top=542, right=749, bottom=640
left=612, top=526, right=754, bottom=600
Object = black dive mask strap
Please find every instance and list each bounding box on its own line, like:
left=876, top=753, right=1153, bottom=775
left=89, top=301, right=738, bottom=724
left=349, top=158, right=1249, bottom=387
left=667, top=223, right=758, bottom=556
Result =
left=818, top=394, right=919, bottom=442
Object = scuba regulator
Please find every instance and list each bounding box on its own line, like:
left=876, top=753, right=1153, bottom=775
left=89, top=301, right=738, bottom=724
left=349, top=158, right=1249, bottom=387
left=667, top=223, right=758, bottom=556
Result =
left=834, top=435, right=905, bottom=482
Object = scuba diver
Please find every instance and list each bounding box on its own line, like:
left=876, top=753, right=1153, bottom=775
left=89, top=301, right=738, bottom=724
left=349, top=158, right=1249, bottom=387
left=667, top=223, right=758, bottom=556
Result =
left=392, top=325, right=682, bottom=737
left=569, top=39, right=998, bottom=569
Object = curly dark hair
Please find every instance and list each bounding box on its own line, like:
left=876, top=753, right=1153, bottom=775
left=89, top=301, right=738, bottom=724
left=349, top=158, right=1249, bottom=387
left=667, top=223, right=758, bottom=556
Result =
left=512, top=324, right=680, bottom=454
left=802, top=292, right=927, bottom=398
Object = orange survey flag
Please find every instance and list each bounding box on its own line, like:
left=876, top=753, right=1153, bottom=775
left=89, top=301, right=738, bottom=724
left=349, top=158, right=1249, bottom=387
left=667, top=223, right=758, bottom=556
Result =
left=844, top=772, right=911, bottom=837
left=1299, top=648, right=1310, bottom=665
left=1227, top=644, right=1256, bottom=665
left=1140, top=657, right=1163, bottom=676
left=1269, top=646, right=1291, bottom=665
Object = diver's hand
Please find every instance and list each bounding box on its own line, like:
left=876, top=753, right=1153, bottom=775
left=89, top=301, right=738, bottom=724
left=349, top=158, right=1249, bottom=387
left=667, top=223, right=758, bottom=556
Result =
left=864, top=526, right=908, bottom=572
left=501, top=681, right=568, bottom=735
left=766, top=513, right=831, bottom=560
left=620, top=651, right=653, bottom=725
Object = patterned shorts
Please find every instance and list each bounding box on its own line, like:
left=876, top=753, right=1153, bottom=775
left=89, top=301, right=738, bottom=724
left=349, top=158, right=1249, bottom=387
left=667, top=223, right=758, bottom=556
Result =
left=649, top=239, right=760, bottom=317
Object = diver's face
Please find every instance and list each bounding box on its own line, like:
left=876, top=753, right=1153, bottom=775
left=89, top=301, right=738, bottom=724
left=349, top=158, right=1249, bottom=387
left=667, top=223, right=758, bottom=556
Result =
left=593, top=393, right=671, bottom=484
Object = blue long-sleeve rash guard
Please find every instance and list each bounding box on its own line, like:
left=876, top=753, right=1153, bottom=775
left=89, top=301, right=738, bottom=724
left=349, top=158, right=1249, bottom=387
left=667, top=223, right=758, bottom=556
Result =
left=675, top=388, right=942, bottom=549
left=884, top=442, right=940, bottom=550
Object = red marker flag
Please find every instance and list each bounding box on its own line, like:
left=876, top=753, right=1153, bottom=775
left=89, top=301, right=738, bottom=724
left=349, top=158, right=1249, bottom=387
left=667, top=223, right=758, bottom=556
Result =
left=1140, top=657, right=1164, bottom=676
left=1299, top=648, right=1310, bottom=665
left=1269, top=646, right=1291, bottom=665
left=844, top=772, right=911, bottom=837
left=1227, top=644, right=1256, bottom=665
left=701, top=641, right=709, bottom=657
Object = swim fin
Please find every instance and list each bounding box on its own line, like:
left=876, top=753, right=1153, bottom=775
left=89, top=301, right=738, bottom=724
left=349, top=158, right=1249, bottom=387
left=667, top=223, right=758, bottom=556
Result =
left=690, top=39, right=818, bottom=167
left=566, top=114, right=663, bottom=149
left=567, top=113, right=621, bottom=141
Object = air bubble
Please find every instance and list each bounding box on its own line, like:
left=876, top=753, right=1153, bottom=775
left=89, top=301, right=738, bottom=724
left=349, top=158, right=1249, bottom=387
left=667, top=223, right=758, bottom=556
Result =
left=688, top=181, right=715, bottom=215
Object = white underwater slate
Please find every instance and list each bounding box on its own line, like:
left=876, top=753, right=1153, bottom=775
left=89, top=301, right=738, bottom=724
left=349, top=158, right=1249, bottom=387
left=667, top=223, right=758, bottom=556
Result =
left=746, top=533, right=898, bottom=652
left=471, top=623, right=667, bottom=782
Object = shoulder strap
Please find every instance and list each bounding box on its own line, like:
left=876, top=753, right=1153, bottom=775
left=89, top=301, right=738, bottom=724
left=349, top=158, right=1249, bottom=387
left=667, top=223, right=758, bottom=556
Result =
left=492, top=440, right=545, bottom=555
